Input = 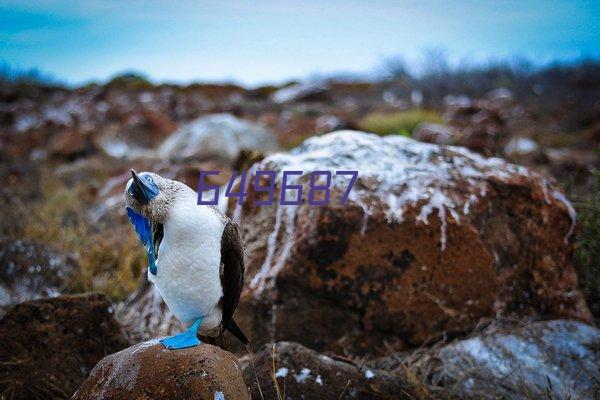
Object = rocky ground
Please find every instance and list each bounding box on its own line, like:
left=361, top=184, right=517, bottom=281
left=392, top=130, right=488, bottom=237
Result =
left=0, top=66, right=598, bottom=399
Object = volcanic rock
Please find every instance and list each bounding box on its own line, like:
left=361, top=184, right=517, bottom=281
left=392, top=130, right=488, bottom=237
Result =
left=157, top=113, right=278, bottom=163
left=0, top=239, right=78, bottom=314
left=270, top=83, right=330, bottom=104
left=0, top=293, right=129, bottom=399
left=230, top=130, right=590, bottom=356
left=377, top=319, right=600, bottom=400
left=48, top=128, right=88, bottom=161
left=241, top=341, right=415, bottom=400
left=504, top=136, right=539, bottom=156
left=413, top=122, right=458, bottom=145
left=74, top=341, right=250, bottom=400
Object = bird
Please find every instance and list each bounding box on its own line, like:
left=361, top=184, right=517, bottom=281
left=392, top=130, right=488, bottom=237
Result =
left=124, top=169, right=248, bottom=350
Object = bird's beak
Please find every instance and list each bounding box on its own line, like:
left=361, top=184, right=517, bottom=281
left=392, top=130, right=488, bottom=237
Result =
left=130, top=169, right=156, bottom=204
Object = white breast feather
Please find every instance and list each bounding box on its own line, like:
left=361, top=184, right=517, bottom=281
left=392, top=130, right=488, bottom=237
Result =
left=149, top=194, right=225, bottom=336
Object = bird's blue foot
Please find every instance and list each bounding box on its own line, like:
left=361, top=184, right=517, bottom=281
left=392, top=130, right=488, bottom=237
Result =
left=159, top=317, right=203, bottom=350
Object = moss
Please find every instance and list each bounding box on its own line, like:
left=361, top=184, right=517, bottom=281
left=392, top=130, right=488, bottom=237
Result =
left=358, top=109, right=443, bottom=136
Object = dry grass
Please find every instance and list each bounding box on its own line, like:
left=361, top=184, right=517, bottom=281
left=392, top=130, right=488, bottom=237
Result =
left=13, top=173, right=145, bottom=301
left=573, top=174, right=600, bottom=320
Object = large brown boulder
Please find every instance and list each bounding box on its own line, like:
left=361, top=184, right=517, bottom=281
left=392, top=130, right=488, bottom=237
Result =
left=230, top=130, right=591, bottom=356
left=241, top=341, right=415, bottom=400
left=74, top=341, right=250, bottom=400
left=0, top=293, right=130, bottom=399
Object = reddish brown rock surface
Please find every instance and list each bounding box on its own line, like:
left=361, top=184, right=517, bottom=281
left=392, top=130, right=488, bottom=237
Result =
left=241, top=341, right=415, bottom=400
left=74, top=341, right=250, bottom=400
left=230, top=131, right=591, bottom=356
left=0, top=293, right=129, bottom=399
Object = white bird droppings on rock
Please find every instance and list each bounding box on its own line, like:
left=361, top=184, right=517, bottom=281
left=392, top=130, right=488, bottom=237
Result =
left=294, top=368, right=311, bottom=383
left=237, top=130, right=576, bottom=292
left=275, top=367, right=289, bottom=378
left=214, top=391, right=225, bottom=400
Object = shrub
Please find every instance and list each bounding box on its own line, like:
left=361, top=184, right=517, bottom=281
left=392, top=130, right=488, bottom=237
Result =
left=358, top=109, right=443, bottom=136
left=105, top=72, right=153, bottom=90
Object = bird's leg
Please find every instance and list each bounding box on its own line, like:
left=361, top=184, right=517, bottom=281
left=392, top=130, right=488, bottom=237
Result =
left=159, top=317, right=204, bottom=350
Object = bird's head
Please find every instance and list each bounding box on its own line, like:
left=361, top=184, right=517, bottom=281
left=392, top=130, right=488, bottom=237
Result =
left=125, top=170, right=183, bottom=222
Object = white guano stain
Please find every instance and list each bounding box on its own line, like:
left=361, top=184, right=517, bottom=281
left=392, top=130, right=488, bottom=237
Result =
left=214, top=390, right=225, bottom=400
left=236, top=130, right=577, bottom=293
left=294, top=368, right=311, bottom=383
left=275, top=367, right=289, bottom=378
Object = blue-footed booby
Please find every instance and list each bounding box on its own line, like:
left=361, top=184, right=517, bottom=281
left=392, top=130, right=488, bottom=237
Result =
left=125, top=169, right=248, bottom=350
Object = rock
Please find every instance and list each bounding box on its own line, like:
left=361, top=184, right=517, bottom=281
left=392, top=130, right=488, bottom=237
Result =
left=157, top=113, right=279, bottom=164
left=53, top=156, right=111, bottom=188
left=484, top=87, right=515, bottom=109
left=138, top=108, right=177, bottom=146
left=169, top=160, right=232, bottom=190
left=97, top=109, right=176, bottom=159
left=544, top=148, right=599, bottom=196
left=48, top=129, right=89, bottom=161
left=412, top=122, right=458, bottom=145
left=88, top=169, right=134, bottom=226
left=443, top=90, right=522, bottom=155
left=0, top=239, right=78, bottom=314
left=74, top=341, right=250, bottom=400
left=96, top=136, right=153, bottom=160
left=230, top=130, right=590, bottom=356
left=241, top=341, right=415, bottom=400
left=0, top=293, right=129, bottom=399
left=394, top=320, right=600, bottom=400
left=443, top=94, right=472, bottom=108
left=270, top=83, right=330, bottom=104
left=315, top=115, right=343, bottom=134
left=504, top=136, right=539, bottom=156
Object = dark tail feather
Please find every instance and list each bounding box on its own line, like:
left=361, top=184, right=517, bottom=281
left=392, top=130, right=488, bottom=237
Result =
left=226, top=318, right=249, bottom=346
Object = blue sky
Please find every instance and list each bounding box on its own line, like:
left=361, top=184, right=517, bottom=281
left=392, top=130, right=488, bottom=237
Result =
left=1, top=0, right=598, bottom=86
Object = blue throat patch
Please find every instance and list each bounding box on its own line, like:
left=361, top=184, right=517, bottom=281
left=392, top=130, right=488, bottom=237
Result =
left=126, top=207, right=157, bottom=275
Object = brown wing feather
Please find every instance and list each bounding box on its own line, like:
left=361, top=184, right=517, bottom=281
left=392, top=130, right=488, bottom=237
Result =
left=219, top=221, right=245, bottom=327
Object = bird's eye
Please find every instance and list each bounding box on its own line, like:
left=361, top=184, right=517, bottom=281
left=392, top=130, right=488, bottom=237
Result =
left=146, top=176, right=153, bottom=182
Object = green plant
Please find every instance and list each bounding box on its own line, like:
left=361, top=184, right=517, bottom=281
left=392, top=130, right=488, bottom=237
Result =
left=358, top=109, right=443, bottom=136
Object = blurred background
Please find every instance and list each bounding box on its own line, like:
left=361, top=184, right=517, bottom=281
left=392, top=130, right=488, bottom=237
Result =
left=0, top=1, right=599, bottom=399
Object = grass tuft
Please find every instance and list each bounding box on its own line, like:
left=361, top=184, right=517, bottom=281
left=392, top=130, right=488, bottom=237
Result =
left=358, top=109, right=443, bottom=136
left=573, top=174, right=600, bottom=320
